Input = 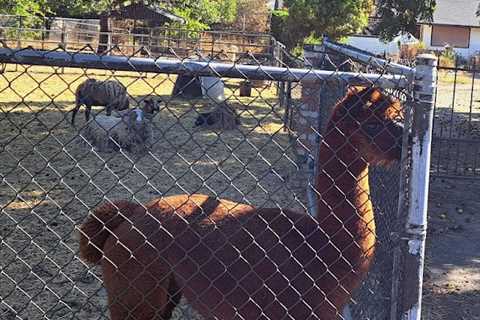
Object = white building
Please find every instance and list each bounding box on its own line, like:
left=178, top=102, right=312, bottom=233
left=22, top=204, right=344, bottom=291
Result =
left=345, top=33, right=419, bottom=57
left=418, top=0, right=480, bottom=58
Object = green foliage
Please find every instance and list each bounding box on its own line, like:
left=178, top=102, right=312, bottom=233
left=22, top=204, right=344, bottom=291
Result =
left=271, top=9, right=289, bottom=45
left=0, top=0, right=115, bottom=26
left=170, top=6, right=210, bottom=31
left=0, top=0, right=49, bottom=26
left=277, top=0, right=373, bottom=50
left=47, top=0, right=112, bottom=17
left=169, top=0, right=238, bottom=31
left=439, top=45, right=456, bottom=68
left=216, top=0, right=237, bottom=25
left=0, top=0, right=236, bottom=32
left=376, top=0, right=436, bottom=41
left=234, top=0, right=269, bottom=32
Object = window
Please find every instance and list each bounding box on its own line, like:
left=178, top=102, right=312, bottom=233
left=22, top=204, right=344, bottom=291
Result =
left=431, top=25, right=470, bottom=48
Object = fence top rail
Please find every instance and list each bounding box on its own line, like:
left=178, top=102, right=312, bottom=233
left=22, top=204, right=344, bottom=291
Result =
left=323, top=38, right=415, bottom=77
left=0, top=47, right=409, bottom=87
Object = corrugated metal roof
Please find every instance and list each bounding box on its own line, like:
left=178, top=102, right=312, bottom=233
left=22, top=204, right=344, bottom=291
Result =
left=428, top=0, right=480, bottom=27
left=108, top=3, right=185, bottom=24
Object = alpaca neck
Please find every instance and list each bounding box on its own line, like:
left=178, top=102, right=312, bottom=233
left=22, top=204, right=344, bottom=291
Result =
left=315, top=128, right=375, bottom=266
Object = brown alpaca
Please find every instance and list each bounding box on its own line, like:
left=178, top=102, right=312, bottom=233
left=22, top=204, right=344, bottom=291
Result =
left=78, top=86, right=403, bottom=320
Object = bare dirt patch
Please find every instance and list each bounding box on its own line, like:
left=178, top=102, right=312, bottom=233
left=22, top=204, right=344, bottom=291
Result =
left=422, top=178, right=480, bottom=320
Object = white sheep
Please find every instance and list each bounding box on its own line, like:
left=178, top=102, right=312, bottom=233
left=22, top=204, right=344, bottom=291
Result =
left=81, top=100, right=158, bottom=153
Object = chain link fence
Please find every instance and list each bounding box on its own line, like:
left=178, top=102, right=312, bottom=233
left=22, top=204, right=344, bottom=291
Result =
left=0, top=40, right=433, bottom=320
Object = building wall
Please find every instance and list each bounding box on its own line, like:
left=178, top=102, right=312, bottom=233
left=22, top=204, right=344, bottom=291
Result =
left=421, top=24, right=480, bottom=58
left=345, top=36, right=400, bottom=56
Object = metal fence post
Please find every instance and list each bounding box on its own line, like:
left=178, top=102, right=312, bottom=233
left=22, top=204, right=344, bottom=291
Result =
left=403, top=53, right=437, bottom=319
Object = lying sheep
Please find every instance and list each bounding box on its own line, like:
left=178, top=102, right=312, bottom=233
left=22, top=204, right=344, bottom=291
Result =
left=81, top=102, right=156, bottom=153
left=116, top=97, right=159, bottom=119
left=194, top=102, right=240, bottom=130
left=71, top=79, right=130, bottom=125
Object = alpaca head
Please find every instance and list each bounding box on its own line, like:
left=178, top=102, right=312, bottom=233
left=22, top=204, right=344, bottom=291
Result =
left=329, top=86, right=404, bottom=165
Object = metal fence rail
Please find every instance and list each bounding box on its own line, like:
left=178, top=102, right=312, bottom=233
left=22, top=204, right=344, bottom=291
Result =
left=0, top=43, right=434, bottom=320
left=323, top=38, right=415, bottom=77
left=0, top=47, right=409, bottom=87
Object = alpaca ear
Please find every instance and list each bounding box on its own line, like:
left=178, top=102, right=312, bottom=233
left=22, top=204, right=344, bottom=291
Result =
left=369, top=89, right=382, bottom=104
left=361, top=88, right=384, bottom=110
left=347, top=86, right=366, bottom=96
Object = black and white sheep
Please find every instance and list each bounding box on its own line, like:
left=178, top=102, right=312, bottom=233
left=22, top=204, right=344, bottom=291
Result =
left=71, top=79, right=130, bottom=125
left=194, top=102, right=240, bottom=130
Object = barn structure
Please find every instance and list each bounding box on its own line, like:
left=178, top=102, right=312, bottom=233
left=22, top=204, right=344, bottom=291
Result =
left=98, top=2, right=185, bottom=53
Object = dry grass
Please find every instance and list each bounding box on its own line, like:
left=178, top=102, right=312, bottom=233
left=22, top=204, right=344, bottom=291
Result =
left=437, top=70, right=472, bottom=85
left=0, top=64, right=307, bottom=320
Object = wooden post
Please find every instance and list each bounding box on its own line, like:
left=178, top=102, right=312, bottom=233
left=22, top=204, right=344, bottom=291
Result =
left=402, top=53, right=438, bottom=320
left=17, top=16, right=23, bottom=49
left=60, top=19, right=66, bottom=49
left=211, top=34, right=215, bottom=58
left=41, top=18, right=47, bottom=50
left=107, top=28, right=112, bottom=53
left=98, top=13, right=110, bottom=54
left=61, top=19, right=66, bottom=73
left=132, top=19, right=136, bottom=54
left=148, top=29, right=153, bottom=57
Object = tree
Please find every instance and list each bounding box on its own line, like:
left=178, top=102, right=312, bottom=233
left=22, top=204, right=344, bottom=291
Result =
left=273, top=0, right=374, bottom=50
left=0, top=0, right=49, bottom=26
left=170, top=0, right=238, bottom=31
left=45, top=0, right=110, bottom=18
left=375, top=0, right=435, bottom=41
left=232, top=0, right=270, bottom=32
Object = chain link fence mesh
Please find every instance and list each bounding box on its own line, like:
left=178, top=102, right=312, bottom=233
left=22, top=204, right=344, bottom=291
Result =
left=0, top=41, right=412, bottom=320
left=305, top=43, right=413, bottom=320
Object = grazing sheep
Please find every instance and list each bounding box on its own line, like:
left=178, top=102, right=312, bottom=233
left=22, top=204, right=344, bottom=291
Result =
left=81, top=102, right=156, bottom=153
left=71, top=79, right=130, bottom=125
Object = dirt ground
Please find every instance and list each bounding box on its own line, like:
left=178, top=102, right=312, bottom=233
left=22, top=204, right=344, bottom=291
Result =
left=422, top=70, right=480, bottom=320
left=422, top=178, right=480, bottom=320
left=0, top=65, right=478, bottom=320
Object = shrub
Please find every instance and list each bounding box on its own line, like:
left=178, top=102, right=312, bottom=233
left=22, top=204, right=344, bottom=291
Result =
left=438, top=46, right=456, bottom=68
